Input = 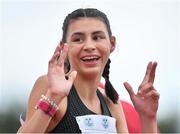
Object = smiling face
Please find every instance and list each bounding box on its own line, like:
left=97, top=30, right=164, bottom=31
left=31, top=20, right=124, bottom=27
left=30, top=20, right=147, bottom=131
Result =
left=66, top=17, right=115, bottom=77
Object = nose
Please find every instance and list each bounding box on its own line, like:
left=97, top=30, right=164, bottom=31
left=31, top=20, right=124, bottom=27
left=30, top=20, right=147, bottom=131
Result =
left=83, top=38, right=96, bottom=52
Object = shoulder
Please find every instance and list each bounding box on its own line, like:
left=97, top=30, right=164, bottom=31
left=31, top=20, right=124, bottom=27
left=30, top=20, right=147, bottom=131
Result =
left=98, top=86, right=141, bottom=133
left=32, top=75, right=48, bottom=91
left=29, top=75, right=49, bottom=108
left=30, top=75, right=48, bottom=95
left=98, top=86, right=121, bottom=118
left=26, top=75, right=48, bottom=120
left=98, top=90, right=128, bottom=132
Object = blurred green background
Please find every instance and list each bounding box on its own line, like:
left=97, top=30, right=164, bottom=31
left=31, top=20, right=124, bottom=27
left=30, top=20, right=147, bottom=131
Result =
left=0, top=102, right=179, bottom=133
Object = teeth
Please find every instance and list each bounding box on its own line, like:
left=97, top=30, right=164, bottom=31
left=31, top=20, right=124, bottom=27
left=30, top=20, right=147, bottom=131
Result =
left=82, top=56, right=98, bottom=60
left=81, top=56, right=100, bottom=61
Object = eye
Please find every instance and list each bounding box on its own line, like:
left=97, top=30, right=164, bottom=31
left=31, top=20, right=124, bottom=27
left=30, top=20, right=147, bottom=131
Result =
left=93, top=35, right=105, bottom=41
left=72, top=38, right=83, bottom=43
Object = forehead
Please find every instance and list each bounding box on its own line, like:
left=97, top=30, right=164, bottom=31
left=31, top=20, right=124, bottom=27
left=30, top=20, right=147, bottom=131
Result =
left=67, top=17, right=108, bottom=36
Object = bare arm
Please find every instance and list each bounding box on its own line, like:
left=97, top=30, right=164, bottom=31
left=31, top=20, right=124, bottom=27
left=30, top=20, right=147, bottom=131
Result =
left=17, top=44, right=77, bottom=133
left=17, top=76, right=69, bottom=133
left=112, top=101, right=129, bottom=133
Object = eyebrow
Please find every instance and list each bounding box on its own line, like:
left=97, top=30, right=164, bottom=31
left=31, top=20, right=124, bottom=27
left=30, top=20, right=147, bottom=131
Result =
left=92, top=31, right=105, bottom=35
left=71, top=31, right=105, bottom=37
left=71, top=32, right=84, bottom=37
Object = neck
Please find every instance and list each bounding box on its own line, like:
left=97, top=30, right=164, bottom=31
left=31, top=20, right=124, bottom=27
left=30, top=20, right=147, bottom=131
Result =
left=73, top=73, right=101, bottom=100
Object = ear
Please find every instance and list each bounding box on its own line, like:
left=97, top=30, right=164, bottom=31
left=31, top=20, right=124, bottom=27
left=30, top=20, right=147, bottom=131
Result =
left=110, top=36, right=116, bottom=53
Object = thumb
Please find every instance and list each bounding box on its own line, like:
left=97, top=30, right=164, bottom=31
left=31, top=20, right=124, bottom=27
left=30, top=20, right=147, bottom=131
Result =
left=123, top=82, right=135, bottom=98
left=68, top=70, right=77, bottom=84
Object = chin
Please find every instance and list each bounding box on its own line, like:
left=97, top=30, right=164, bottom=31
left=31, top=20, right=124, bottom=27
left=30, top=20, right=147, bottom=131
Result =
left=80, top=67, right=102, bottom=78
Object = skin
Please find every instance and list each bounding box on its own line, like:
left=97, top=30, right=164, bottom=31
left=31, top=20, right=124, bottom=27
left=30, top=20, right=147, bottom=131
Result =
left=17, top=17, right=159, bottom=133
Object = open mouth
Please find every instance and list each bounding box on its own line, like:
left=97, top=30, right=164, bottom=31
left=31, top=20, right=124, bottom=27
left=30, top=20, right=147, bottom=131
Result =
left=81, top=56, right=100, bottom=62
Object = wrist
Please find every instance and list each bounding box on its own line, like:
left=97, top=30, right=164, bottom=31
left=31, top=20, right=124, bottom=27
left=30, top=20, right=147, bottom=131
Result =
left=35, top=94, right=60, bottom=117
left=46, top=90, right=65, bottom=104
left=139, top=113, right=157, bottom=121
left=140, top=115, right=157, bottom=123
left=140, top=115, right=158, bottom=133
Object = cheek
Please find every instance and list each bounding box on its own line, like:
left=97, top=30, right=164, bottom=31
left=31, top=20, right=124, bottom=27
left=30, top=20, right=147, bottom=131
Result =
left=67, top=46, right=80, bottom=66
left=67, top=49, right=73, bottom=65
left=98, top=43, right=111, bottom=57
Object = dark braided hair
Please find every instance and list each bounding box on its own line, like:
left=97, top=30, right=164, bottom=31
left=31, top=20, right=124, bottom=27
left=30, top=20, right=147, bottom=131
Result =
left=102, top=59, right=119, bottom=103
left=62, top=8, right=119, bottom=103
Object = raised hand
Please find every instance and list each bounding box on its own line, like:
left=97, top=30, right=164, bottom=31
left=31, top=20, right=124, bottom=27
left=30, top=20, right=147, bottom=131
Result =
left=124, top=62, right=160, bottom=118
left=47, top=43, right=77, bottom=98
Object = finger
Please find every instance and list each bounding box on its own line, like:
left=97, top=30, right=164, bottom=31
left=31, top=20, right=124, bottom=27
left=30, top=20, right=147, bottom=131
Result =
left=50, top=45, right=60, bottom=60
left=141, top=62, right=153, bottom=85
left=149, top=62, right=157, bottom=84
left=138, top=82, right=153, bottom=96
left=123, top=82, right=135, bottom=98
left=58, top=43, right=68, bottom=67
left=68, top=71, right=77, bottom=85
left=54, top=44, right=61, bottom=55
left=49, top=45, right=61, bottom=63
left=145, top=90, right=160, bottom=100
left=49, top=51, right=60, bottom=66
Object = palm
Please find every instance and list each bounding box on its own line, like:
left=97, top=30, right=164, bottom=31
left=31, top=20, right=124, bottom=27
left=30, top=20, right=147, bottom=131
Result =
left=47, top=44, right=77, bottom=97
left=124, top=62, right=159, bottom=118
left=130, top=91, right=159, bottom=117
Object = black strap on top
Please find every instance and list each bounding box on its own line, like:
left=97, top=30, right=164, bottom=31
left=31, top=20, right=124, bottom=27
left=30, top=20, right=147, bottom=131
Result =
left=96, top=89, right=112, bottom=116
left=71, top=85, right=112, bottom=116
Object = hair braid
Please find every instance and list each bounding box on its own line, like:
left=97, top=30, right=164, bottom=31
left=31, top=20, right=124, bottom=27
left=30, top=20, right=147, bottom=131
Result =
left=102, top=59, right=119, bottom=104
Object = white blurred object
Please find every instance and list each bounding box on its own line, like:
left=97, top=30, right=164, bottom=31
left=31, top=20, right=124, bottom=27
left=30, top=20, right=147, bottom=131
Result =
left=76, top=115, right=117, bottom=133
left=19, top=114, right=25, bottom=126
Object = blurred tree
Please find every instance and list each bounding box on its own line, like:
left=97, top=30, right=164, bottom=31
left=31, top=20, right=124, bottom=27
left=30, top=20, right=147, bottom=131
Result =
left=158, top=112, right=179, bottom=133
left=0, top=102, right=179, bottom=132
left=0, top=102, right=25, bottom=133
